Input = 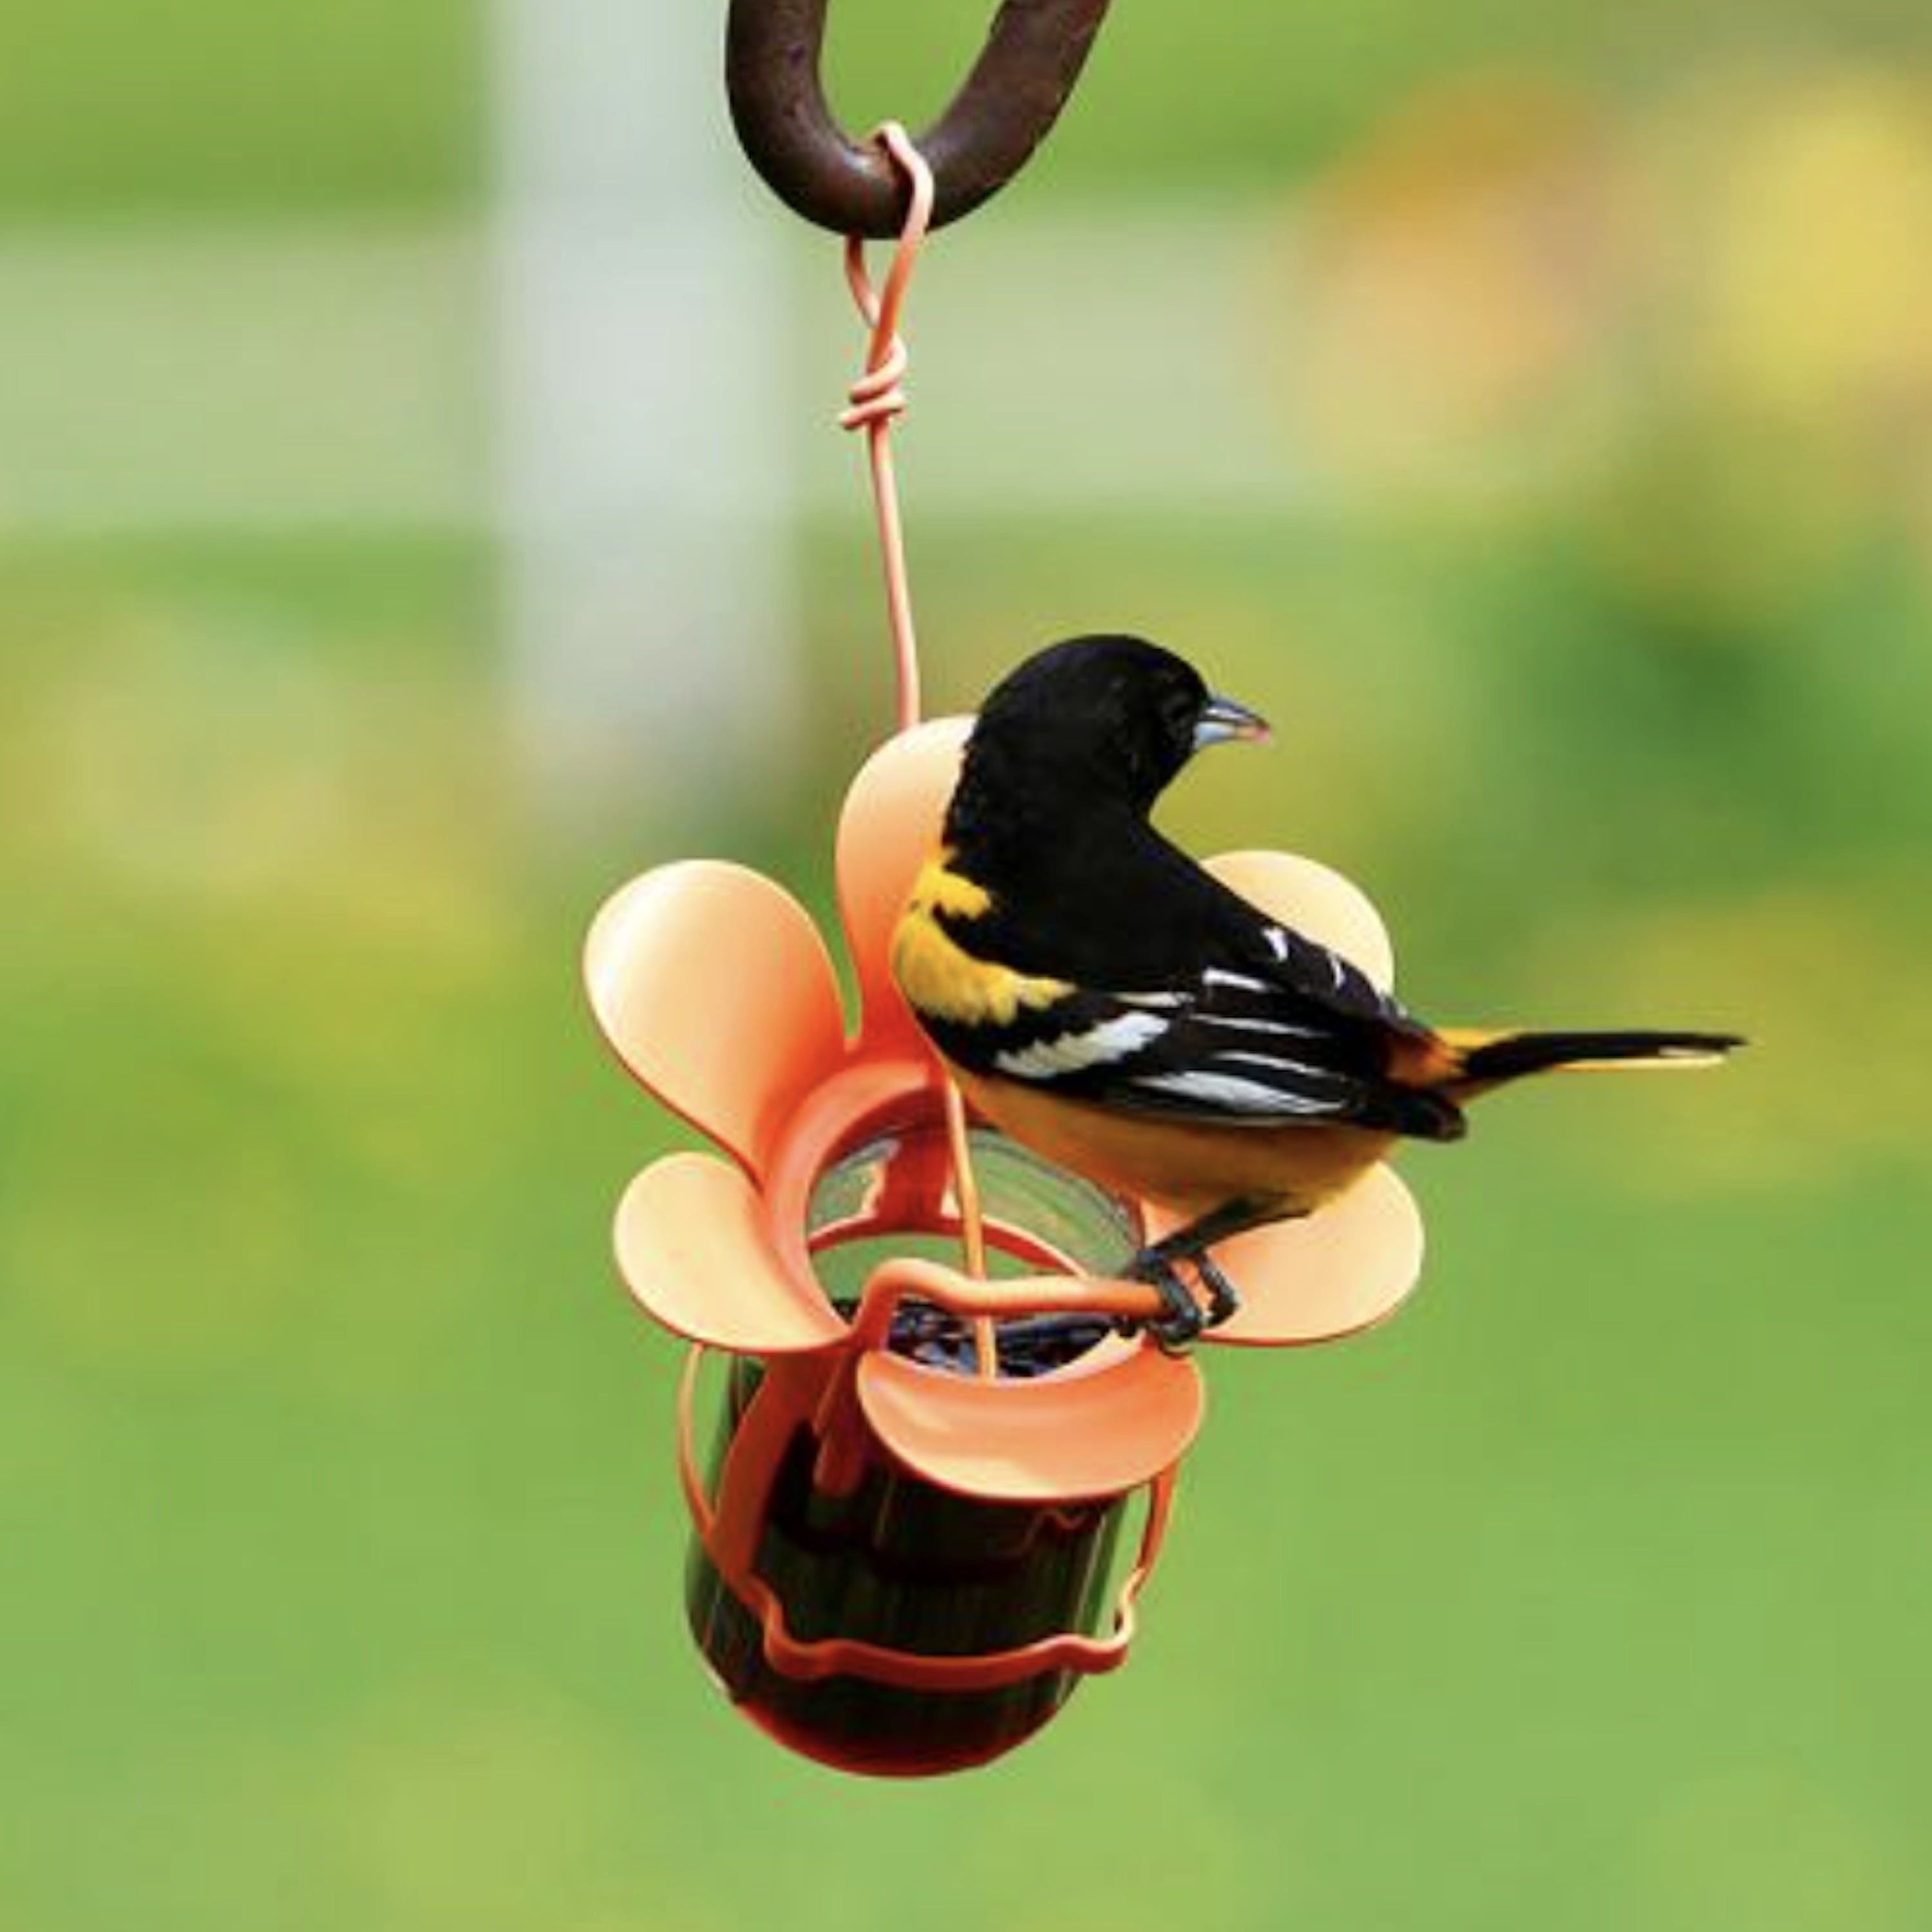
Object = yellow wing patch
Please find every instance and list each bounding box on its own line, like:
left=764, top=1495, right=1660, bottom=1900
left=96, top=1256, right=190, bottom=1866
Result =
left=892, top=855, right=1070, bottom=1027
left=911, top=853, right=992, bottom=921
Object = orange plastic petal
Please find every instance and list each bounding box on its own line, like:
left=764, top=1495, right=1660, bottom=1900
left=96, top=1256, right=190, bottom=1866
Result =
left=585, top=860, right=848, bottom=1176
left=1204, top=849, right=1396, bottom=990
left=836, top=718, right=971, bottom=1053
left=614, top=1152, right=848, bottom=1354
left=857, top=1345, right=1204, bottom=1502
left=1201, top=1165, right=1425, bottom=1347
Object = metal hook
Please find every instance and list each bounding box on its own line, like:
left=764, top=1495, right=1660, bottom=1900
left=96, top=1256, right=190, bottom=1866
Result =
left=726, top=0, right=1113, bottom=238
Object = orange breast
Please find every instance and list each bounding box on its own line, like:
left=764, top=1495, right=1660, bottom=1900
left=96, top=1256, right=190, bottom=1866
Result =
left=949, top=1066, right=1396, bottom=1224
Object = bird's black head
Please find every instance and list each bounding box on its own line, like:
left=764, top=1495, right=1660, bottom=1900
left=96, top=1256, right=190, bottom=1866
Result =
left=956, top=634, right=1269, bottom=824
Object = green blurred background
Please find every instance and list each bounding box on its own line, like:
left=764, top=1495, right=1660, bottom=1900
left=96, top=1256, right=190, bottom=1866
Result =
left=5, top=2, right=1930, bottom=1926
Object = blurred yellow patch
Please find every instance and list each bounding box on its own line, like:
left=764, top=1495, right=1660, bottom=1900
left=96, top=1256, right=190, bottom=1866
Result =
left=1267, top=71, right=1633, bottom=499
left=1645, top=73, right=1932, bottom=424
left=1582, top=71, right=1932, bottom=625
left=2, top=597, right=513, bottom=959
left=1264, top=60, right=1932, bottom=624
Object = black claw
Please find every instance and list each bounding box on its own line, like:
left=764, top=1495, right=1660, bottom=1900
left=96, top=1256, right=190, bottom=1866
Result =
left=1121, top=1249, right=1206, bottom=1352
left=1194, top=1253, right=1242, bottom=1329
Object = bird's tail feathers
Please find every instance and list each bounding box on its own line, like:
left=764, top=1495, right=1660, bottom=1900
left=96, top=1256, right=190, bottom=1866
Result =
left=1440, top=1027, right=1743, bottom=1086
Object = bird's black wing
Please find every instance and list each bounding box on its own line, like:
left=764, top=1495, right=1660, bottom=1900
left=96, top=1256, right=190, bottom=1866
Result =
left=909, top=811, right=1464, bottom=1140
left=924, top=954, right=1465, bottom=1142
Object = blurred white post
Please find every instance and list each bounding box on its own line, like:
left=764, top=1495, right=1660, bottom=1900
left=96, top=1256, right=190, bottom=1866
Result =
left=492, top=0, right=797, bottom=832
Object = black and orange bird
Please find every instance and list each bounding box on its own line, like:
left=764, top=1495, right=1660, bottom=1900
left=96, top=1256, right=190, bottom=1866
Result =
left=891, top=634, right=1741, bottom=1345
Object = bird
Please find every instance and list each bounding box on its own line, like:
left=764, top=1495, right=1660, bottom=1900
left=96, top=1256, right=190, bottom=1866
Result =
left=890, top=634, right=1742, bottom=1347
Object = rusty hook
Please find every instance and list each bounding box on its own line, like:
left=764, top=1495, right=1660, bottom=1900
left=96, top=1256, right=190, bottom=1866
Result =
left=726, top=0, right=1113, bottom=238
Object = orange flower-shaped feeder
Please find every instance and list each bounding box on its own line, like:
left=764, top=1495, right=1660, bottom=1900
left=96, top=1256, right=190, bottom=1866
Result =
left=585, top=719, right=1426, bottom=1776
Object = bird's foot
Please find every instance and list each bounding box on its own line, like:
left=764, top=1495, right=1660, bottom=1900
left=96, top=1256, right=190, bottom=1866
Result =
left=1117, top=1246, right=1242, bottom=1352
left=1119, top=1251, right=1204, bottom=1352
left=1194, top=1253, right=1242, bottom=1329
left=1114, top=1195, right=1272, bottom=1347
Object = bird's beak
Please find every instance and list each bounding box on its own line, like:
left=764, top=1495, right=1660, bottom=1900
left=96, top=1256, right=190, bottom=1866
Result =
left=1192, top=692, right=1272, bottom=752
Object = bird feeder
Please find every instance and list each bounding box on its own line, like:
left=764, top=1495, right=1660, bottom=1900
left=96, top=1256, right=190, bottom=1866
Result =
left=582, top=0, right=1739, bottom=1777
left=585, top=5, right=1423, bottom=1776
left=585, top=723, right=1427, bottom=1774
